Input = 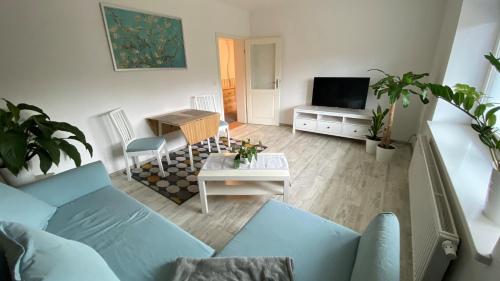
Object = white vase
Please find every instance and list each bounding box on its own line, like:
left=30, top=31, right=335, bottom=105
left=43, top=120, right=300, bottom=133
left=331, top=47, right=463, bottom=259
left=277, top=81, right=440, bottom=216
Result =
left=366, top=138, right=380, bottom=154
left=376, top=145, right=396, bottom=162
left=0, top=168, right=36, bottom=187
left=484, top=169, right=500, bottom=225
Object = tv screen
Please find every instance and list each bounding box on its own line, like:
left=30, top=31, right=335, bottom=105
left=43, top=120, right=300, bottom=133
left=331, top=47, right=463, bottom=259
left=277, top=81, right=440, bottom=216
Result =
left=312, top=77, right=370, bottom=109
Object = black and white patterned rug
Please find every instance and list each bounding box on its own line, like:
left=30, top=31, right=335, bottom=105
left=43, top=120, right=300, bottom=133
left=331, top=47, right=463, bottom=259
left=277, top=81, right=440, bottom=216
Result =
left=128, top=137, right=267, bottom=205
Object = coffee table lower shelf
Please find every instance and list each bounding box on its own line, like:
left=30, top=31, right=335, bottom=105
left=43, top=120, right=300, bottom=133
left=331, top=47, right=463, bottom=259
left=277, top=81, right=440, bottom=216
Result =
left=198, top=179, right=290, bottom=214
left=204, top=180, right=285, bottom=196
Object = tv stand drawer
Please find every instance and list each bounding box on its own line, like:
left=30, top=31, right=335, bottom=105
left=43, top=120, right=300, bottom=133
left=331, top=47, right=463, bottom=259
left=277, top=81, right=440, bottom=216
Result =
left=317, top=121, right=341, bottom=134
left=343, top=124, right=369, bottom=137
left=295, top=118, right=317, bottom=130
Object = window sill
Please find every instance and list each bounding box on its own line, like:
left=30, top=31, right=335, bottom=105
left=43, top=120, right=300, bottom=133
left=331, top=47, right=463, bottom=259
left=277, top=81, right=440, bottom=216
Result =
left=428, top=121, right=500, bottom=264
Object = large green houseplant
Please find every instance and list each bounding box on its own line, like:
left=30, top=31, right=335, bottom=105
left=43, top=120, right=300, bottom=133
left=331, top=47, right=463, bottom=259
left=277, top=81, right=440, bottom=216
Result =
left=369, top=69, right=430, bottom=161
left=426, top=52, right=500, bottom=224
left=0, top=99, right=93, bottom=185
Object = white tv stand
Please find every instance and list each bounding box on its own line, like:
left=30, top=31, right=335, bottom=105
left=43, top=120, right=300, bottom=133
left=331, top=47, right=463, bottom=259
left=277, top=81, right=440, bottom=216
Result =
left=292, top=105, right=371, bottom=140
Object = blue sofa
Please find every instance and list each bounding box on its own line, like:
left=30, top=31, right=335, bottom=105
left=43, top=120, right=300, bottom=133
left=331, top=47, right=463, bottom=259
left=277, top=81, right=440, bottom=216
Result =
left=1, top=161, right=400, bottom=281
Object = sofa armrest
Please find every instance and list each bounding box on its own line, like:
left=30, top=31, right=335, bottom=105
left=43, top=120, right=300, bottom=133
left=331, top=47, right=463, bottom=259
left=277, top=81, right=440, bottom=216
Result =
left=19, top=161, right=112, bottom=207
left=350, top=212, right=400, bottom=281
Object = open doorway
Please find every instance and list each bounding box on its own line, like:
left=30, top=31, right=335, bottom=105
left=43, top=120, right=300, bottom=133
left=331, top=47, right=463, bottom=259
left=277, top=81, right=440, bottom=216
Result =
left=217, top=36, right=246, bottom=127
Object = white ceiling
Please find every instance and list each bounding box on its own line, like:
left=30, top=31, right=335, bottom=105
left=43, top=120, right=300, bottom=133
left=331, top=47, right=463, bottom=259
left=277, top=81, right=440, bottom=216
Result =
left=217, top=0, right=285, bottom=11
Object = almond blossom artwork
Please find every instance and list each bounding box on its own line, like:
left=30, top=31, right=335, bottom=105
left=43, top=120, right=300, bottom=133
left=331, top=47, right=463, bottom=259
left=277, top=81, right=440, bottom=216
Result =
left=101, top=4, right=187, bottom=70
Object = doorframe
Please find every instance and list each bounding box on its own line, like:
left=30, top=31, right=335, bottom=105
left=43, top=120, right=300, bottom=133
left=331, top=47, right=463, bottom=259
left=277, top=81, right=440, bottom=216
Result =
left=214, top=33, right=248, bottom=124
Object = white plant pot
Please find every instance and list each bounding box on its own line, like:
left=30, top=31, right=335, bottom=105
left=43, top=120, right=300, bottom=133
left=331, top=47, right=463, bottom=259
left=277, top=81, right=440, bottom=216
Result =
left=376, top=145, right=396, bottom=162
left=484, top=169, right=500, bottom=225
left=0, top=168, right=36, bottom=187
left=366, top=138, right=380, bottom=154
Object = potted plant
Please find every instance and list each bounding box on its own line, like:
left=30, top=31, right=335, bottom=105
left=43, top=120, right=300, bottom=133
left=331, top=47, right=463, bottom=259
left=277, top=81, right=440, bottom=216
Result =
left=427, top=52, right=500, bottom=224
left=366, top=105, right=389, bottom=154
left=0, top=99, right=93, bottom=186
left=369, top=69, right=430, bottom=161
left=233, top=139, right=260, bottom=168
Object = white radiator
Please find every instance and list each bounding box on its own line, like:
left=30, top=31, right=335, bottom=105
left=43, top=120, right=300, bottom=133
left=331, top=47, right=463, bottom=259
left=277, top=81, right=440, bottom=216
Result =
left=409, top=136, right=460, bottom=281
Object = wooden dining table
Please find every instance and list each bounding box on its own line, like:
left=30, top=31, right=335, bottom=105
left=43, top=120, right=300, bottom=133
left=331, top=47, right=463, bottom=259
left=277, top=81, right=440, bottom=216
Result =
left=146, top=109, right=221, bottom=171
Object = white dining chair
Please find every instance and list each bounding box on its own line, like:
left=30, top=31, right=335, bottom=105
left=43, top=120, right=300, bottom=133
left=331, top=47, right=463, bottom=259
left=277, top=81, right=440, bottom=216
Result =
left=192, top=95, right=230, bottom=150
left=108, top=108, right=187, bottom=180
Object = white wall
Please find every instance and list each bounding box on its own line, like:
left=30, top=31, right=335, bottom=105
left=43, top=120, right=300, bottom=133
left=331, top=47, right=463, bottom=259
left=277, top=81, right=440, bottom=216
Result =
left=249, top=0, right=447, bottom=141
left=0, top=0, right=250, bottom=173
left=417, top=0, right=464, bottom=134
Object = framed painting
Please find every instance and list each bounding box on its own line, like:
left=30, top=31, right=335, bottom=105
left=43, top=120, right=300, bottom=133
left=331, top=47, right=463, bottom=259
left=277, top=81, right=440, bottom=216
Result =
left=100, top=3, right=187, bottom=71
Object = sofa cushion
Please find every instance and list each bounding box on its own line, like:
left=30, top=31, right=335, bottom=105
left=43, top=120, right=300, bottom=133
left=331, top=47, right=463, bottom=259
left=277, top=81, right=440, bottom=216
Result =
left=46, top=186, right=215, bottom=281
left=0, top=183, right=56, bottom=229
left=0, top=222, right=120, bottom=281
left=126, top=136, right=165, bottom=152
left=350, top=213, right=400, bottom=281
left=217, top=200, right=361, bottom=281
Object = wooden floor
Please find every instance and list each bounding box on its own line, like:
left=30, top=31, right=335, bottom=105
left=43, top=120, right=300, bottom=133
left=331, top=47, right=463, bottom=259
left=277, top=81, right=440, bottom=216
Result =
left=111, top=124, right=413, bottom=281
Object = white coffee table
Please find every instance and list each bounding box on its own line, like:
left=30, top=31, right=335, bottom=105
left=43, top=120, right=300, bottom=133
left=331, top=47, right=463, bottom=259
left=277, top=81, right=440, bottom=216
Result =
left=197, top=153, right=291, bottom=214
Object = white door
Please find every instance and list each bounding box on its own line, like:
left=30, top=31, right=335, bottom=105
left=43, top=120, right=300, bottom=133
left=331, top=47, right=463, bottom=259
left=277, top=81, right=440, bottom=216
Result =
left=245, top=37, right=282, bottom=125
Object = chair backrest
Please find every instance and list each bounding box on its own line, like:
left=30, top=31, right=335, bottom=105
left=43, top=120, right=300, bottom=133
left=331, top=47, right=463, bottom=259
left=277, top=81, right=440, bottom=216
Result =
left=108, top=108, right=135, bottom=147
left=193, top=95, right=218, bottom=113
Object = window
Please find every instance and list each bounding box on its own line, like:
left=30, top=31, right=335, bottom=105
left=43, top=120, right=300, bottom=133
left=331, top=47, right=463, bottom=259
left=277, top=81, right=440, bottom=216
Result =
left=485, top=62, right=500, bottom=102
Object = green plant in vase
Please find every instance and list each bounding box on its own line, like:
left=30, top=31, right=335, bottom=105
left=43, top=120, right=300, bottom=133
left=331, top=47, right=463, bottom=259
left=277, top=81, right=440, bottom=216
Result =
left=365, top=105, right=389, bottom=154
left=233, top=139, right=260, bottom=168
left=369, top=69, right=430, bottom=161
left=0, top=99, right=93, bottom=185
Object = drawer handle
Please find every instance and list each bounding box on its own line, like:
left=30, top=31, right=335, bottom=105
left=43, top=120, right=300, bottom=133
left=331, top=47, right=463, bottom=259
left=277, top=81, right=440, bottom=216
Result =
left=354, top=130, right=358, bottom=133
left=326, top=127, right=330, bottom=129
left=303, top=123, right=307, bottom=125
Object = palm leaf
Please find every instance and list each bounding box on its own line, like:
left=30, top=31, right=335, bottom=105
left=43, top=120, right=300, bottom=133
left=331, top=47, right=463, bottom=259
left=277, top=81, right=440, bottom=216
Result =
left=58, top=139, right=82, bottom=167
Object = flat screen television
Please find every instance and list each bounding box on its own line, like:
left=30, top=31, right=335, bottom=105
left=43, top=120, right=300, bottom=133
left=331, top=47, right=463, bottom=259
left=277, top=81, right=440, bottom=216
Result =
left=312, top=77, right=370, bottom=109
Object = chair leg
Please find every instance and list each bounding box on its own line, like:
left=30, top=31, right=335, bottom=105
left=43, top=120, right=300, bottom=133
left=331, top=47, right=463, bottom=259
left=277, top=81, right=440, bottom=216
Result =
left=156, top=150, right=166, bottom=177
left=207, top=138, right=211, bottom=153
left=124, top=155, right=132, bottom=181
left=134, top=156, right=140, bottom=168
left=165, top=146, right=171, bottom=165
left=189, top=145, right=195, bottom=171
left=215, top=136, right=221, bottom=153
left=226, top=127, right=230, bottom=147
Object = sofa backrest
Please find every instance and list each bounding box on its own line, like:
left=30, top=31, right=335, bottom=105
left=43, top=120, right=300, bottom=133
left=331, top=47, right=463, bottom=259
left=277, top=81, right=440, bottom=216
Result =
left=349, top=213, right=400, bottom=281
left=19, top=161, right=112, bottom=207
